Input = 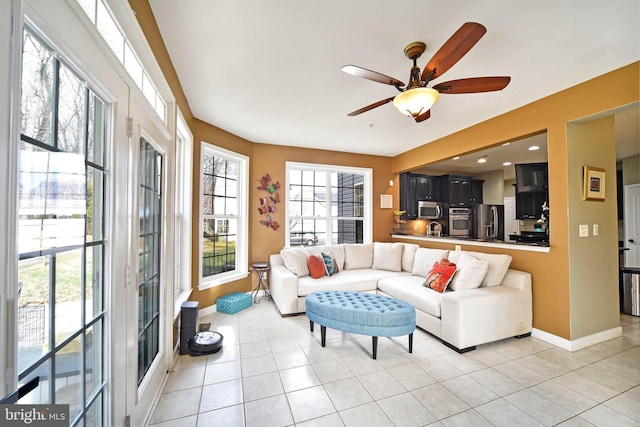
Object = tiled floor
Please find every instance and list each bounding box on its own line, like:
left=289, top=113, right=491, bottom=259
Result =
left=150, top=300, right=640, bottom=427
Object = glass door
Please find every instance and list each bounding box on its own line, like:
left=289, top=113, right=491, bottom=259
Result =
left=15, top=29, right=107, bottom=426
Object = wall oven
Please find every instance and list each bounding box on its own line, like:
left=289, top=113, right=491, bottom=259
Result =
left=449, top=207, right=471, bottom=237
left=418, top=201, right=443, bottom=219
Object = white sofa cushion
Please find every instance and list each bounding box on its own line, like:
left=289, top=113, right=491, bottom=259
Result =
left=307, top=245, right=345, bottom=270
left=343, top=243, right=374, bottom=269
left=449, top=252, right=488, bottom=291
left=280, top=247, right=309, bottom=277
left=448, top=250, right=512, bottom=287
left=372, top=242, right=403, bottom=272
left=378, top=275, right=444, bottom=318
left=412, top=248, right=449, bottom=277
left=401, top=243, right=420, bottom=272
left=297, top=269, right=410, bottom=296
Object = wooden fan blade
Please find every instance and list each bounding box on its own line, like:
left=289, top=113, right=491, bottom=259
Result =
left=414, top=110, right=431, bottom=123
left=342, top=65, right=405, bottom=87
left=433, top=76, right=511, bottom=94
left=347, top=96, right=395, bottom=116
left=421, top=22, right=487, bottom=82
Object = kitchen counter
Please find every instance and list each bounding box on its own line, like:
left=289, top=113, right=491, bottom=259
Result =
left=391, top=234, right=551, bottom=253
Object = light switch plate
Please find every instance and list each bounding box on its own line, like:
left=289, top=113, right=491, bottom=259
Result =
left=593, top=224, right=599, bottom=236
left=579, top=224, right=589, bottom=237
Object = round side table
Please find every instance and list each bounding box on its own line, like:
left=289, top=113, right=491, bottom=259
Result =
left=250, top=266, right=271, bottom=303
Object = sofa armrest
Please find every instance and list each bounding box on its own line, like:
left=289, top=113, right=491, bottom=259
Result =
left=500, top=269, right=532, bottom=292
left=440, top=273, right=532, bottom=349
left=269, top=263, right=300, bottom=315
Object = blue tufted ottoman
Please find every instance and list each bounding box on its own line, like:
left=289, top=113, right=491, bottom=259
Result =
left=305, top=290, right=416, bottom=359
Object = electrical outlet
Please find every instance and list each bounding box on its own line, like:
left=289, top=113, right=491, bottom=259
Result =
left=413, top=225, right=418, bottom=231
left=455, top=245, right=461, bottom=251
left=579, top=224, right=589, bottom=237
left=593, top=224, right=599, bottom=236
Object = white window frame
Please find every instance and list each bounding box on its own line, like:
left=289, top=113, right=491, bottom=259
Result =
left=285, top=162, right=373, bottom=246
left=198, top=143, right=248, bottom=290
left=173, top=110, right=192, bottom=318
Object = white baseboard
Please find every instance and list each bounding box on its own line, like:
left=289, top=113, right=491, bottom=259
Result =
left=532, top=326, right=623, bottom=351
left=198, top=304, right=217, bottom=318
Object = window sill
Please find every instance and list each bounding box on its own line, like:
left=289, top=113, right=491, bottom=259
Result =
left=198, top=271, right=248, bottom=292
left=173, top=289, right=193, bottom=320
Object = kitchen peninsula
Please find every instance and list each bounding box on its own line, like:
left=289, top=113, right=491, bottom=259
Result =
left=391, top=233, right=550, bottom=253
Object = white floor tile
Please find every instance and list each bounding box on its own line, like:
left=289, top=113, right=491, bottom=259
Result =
left=151, top=388, right=202, bottom=424
left=411, top=383, right=469, bottom=420
left=196, top=404, right=244, bottom=427
left=357, top=370, right=406, bottom=400
left=241, top=371, right=284, bottom=402
left=244, top=394, right=293, bottom=427
left=475, top=398, right=544, bottom=427
left=279, top=365, right=321, bottom=392
left=199, top=380, right=243, bottom=412
left=286, top=385, right=336, bottom=423
left=338, top=402, right=394, bottom=427
left=324, top=378, right=373, bottom=411
left=204, top=360, right=241, bottom=385
left=377, top=392, right=437, bottom=427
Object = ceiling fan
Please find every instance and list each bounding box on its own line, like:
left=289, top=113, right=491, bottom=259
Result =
left=342, top=22, right=511, bottom=123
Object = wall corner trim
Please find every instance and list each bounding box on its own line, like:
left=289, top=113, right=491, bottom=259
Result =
left=532, top=326, right=623, bottom=351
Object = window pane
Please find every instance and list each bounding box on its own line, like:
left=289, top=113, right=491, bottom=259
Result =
left=141, top=72, right=155, bottom=106
left=202, top=218, right=236, bottom=277
left=85, top=322, right=103, bottom=399
left=18, top=256, right=50, bottom=373
left=18, top=359, right=51, bottom=404
left=123, top=42, right=143, bottom=88
left=55, top=337, right=83, bottom=420
left=55, top=249, right=83, bottom=346
left=87, top=167, right=104, bottom=242
left=57, top=63, right=86, bottom=154
left=96, top=1, right=123, bottom=61
left=18, top=143, right=86, bottom=252
left=336, top=219, right=364, bottom=244
left=78, top=0, right=96, bottom=23
left=21, top=32, right=54, bottom=145
left=86, top=391, right=103, bottom=427
left=88, top=91, right=106, bottom=167
left=86, top=245, right=103, bottom=321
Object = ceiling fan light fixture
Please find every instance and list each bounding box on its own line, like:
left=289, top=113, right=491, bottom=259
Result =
left=393, top=87, right=439, bottom=117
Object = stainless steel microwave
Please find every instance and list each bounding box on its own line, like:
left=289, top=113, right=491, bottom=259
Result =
left=418, top=201, right=443, bottom=219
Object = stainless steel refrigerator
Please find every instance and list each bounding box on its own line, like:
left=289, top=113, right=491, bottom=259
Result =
left=472, top=204, right=505, bottom=241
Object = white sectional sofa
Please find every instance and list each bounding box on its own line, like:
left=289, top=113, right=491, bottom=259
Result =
left=269, top=242, right=532, bottom=352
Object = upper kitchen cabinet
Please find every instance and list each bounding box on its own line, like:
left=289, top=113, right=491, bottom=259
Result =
left=415, top=175, right=440, bottom=201
left=441, top=174, right=472, bottom=207
left=470, top=179, right=484, bottom=204
left=515, top=162, right=548, bottom=192
left=399, top=173, right=441, bottom=218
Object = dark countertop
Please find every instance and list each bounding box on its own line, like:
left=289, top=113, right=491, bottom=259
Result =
left=391, top=233, right=551, bottom=251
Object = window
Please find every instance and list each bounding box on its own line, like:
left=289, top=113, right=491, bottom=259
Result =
left=17, top=29, right=106, bottom=426
left=138, top=137, right=162, bottom=384
left=286, top=163, right=372, bottom=246
left=199, top=143, right=248, bottom=289
left=76, top=0, right=166, bottom=121
left=173, top=112, right=192, bottom=315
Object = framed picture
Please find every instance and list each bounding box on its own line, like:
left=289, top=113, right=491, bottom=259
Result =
left=583, top=166, right=606, bottom=201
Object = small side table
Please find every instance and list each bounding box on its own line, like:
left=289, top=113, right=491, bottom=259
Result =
left=250, top=266, right=271, bottom=303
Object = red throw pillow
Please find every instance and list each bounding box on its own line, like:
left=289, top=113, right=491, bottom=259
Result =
left=308, top=255, right=327, bottom=279
left=424, top=259, right=457, bottom=293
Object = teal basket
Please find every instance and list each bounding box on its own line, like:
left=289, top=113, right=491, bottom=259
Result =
left=217, top=292, right=252, bottom=314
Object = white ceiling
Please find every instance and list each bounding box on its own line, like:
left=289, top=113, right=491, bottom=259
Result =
left=149, top=0, right=639, bottom=158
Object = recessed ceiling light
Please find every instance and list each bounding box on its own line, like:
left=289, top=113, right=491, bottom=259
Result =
left=503, top=161, right=512, bottom=166
left=452, top=156, right=460, bottom=160
left=528, top=145, right=540, bottom=151
left=477, top=158, right=487, bottom=163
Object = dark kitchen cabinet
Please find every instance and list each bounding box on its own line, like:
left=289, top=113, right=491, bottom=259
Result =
left=415, top=175, right=440, bottom=201
left=470, top=179, right=484, bottom=204
left=399, top=173, right=441, bottom=219
left=399, top=173, right=418, bottom=219
left=515, top=163, right=548, bottom=192
left=446, top=175, right=472, bottom=207
left=516, top=190, right=547, bottom=219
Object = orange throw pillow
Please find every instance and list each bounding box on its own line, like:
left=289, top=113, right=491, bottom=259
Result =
left=424, top=259, right=457, bottom=293
left=308, top=255, right=327, bottom=279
